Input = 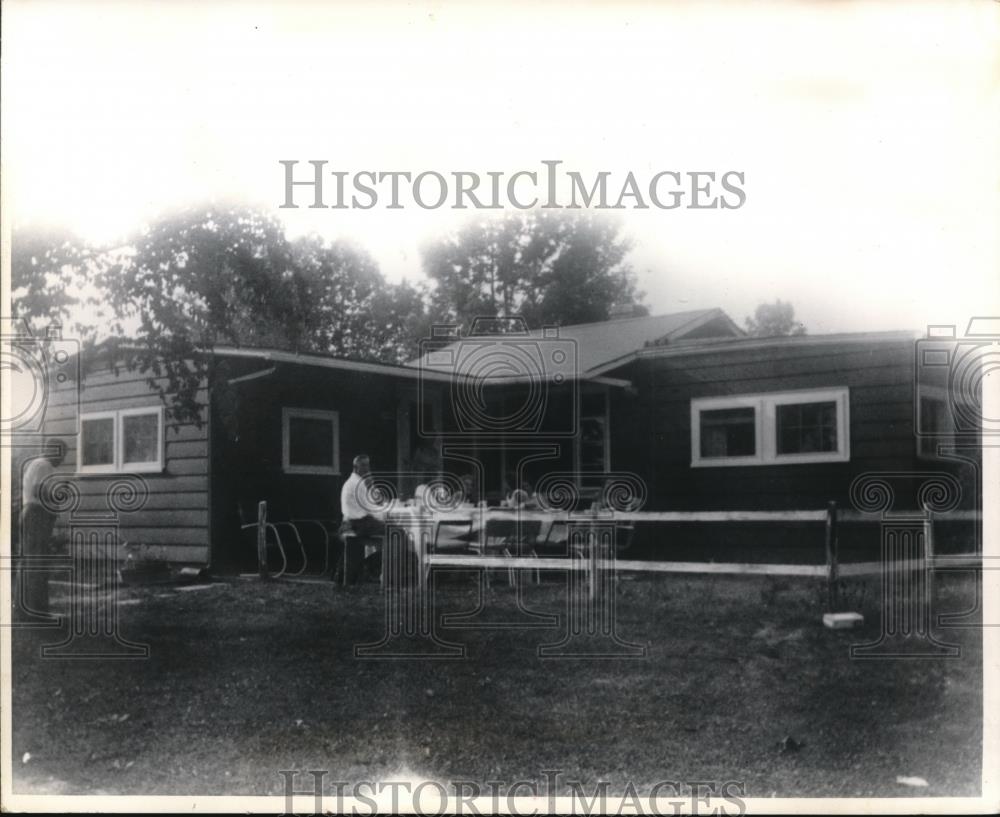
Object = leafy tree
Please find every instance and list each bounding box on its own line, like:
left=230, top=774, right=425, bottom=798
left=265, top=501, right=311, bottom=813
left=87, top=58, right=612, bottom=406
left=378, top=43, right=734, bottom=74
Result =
left=97, top=207, right=302, bottom=424
left=744, top=299, right=806, bottom=337
left=421, top=211, right=644, bottom=333
left=100, top=206, right=428, bottom=425
left=289, top=236, right=430, bottom=362
left=368, top=279, right=434, bottom=362
left=10, top=226, right=97, bottom=336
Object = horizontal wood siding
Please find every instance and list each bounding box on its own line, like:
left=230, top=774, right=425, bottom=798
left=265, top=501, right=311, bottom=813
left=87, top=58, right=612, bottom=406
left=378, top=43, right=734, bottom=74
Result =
left=210, top=358, right=413, bottom=570
left=26, top=366, right=211, bottom=564
left=612, top=339, right=980, bottom=560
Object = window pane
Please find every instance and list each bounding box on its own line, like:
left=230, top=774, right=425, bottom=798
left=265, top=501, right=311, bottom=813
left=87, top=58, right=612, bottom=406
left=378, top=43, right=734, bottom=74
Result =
left=122, top=413, right=159, bottom=464
left=289, top=416, right=334, bottom=468
left=776, top=401, right=837, bottom=454
left=700, top=407, right=756, bottom=458
left=81, top=418, right=114, bottom=466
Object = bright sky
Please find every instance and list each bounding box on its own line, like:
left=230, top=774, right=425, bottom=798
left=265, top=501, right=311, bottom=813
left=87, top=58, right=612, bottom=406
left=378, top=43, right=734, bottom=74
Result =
left=3, top=0, right=998, bottom=334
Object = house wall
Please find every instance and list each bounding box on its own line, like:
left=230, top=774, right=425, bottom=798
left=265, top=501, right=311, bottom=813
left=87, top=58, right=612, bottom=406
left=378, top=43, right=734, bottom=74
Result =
left=26, top=336, right=977, bottom=571
left=31, top=361, right=211, bottom=564
left=209, top=359, right=427, bottom=570
left=612, top=338, right=980, bottom=561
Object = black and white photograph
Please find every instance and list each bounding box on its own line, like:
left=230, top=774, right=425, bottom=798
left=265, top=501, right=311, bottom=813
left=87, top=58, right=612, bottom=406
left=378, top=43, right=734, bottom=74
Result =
left=1, top=0, right=998, bottom=813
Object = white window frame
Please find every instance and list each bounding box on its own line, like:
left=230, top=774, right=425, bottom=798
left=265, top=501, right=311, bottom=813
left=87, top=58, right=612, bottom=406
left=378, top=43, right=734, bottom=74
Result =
left=690, top=394, right=764, bottom=467
left=77, top=406, right=165, bottom=474
left=691, top=387, right=850, bottom=467
left=282, top=408, right=340, bottom=476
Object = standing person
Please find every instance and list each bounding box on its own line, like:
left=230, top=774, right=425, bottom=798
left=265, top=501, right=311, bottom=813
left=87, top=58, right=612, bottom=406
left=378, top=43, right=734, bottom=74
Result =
left=19, top=439, right=66, bottom=616
left=339, top=454, right=385, bottom=584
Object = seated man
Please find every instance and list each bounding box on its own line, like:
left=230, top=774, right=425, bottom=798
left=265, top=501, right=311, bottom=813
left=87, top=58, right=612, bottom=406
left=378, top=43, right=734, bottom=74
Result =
left=338, top=454, right=385, bottom=583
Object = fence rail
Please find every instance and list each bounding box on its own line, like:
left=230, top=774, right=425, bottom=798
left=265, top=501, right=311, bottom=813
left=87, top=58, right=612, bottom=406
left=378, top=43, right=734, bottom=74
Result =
left=412, top=502, right=984, bottom=608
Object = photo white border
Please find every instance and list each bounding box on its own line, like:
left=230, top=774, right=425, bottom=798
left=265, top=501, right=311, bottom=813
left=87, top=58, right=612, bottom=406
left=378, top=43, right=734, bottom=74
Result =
left=1, top=1, right=997, bottom=814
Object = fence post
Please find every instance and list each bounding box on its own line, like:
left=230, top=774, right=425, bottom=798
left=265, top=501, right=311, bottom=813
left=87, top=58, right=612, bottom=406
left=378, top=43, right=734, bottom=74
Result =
left=257, top=500, right=269, bottom=580
left=824, top=501, right=839, bottom=611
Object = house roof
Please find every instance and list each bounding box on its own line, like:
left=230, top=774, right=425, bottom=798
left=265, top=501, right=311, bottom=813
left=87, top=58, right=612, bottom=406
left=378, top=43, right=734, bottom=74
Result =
left=407, top=308, right=744, bottom=378
left=86, top=318, right=918, bottom=387
left=585, top=328, right=921, bottom=375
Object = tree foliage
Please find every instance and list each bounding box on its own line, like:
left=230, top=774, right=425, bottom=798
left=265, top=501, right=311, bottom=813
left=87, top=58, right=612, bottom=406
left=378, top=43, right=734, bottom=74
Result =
left=11, top=207, right=650, bottom=428
left=421, top=211, right=645, bottom=333
left=744, top=299, right=807, bottom=337
left=289, top=236, right=431, bottom=363
left=10, top=226, right=99, bottom=337
left=94, top=206, right=428, bottom=425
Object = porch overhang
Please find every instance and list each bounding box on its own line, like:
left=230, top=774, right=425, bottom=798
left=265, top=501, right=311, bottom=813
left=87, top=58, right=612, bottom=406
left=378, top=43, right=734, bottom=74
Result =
left=211, top=346, right=632, bottom=388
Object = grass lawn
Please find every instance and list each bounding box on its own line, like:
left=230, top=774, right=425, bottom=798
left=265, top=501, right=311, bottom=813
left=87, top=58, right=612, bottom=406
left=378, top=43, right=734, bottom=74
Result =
left=9, top=570, right=983, bottom=799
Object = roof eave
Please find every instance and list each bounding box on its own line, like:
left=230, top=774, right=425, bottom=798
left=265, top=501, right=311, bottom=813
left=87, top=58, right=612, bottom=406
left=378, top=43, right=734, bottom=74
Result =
left=212, top=346, right=630, bottom=386
left=631, top=329, right=921, bottom=361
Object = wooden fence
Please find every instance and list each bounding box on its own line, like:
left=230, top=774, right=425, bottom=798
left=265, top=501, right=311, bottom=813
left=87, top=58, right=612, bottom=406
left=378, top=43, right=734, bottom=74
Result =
left=414, top=502, right=983, bottom=609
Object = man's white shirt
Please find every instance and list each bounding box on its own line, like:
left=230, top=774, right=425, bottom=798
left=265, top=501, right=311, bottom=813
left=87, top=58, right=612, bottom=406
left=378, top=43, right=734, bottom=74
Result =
left=340, top=471, right=385, bottom=520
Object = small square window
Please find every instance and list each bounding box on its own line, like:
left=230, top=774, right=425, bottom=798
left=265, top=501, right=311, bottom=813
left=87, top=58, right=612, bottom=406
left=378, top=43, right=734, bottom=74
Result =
left=282, top=409, right=339, bottom=475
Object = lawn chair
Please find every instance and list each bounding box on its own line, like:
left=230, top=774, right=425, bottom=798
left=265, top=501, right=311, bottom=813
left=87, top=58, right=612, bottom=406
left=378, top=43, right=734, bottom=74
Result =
left=478, top=515, right=542, bottom=587
left=239, top=499, right=329, bottom=578
left=290, top=517, right=341, bottom=577
left=433, top=518, right=475, bottom=553
left=537, top=518, right=636, bottom=558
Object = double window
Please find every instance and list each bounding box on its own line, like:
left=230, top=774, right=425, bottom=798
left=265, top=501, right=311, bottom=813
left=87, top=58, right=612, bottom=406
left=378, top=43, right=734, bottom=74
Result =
left=78, top=407, right=164, bottom=474
left=691, top=388, right=850, bottom=467
left=282, top=408, right=340, bottom=475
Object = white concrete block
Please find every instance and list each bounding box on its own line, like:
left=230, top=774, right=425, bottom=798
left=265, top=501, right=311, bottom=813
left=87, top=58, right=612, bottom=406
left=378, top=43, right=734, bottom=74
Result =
left=823, top=612, right=864, bottom=629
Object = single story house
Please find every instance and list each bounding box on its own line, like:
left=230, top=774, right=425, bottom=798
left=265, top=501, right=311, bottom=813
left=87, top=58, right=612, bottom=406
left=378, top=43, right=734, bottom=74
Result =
left=25, top=309, right=981, bottom=571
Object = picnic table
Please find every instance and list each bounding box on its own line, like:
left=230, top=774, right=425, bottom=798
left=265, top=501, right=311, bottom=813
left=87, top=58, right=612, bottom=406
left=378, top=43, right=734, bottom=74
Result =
left=383, top=503, right=629, bottom=574
left=384, top=503, right=562, bottom=549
